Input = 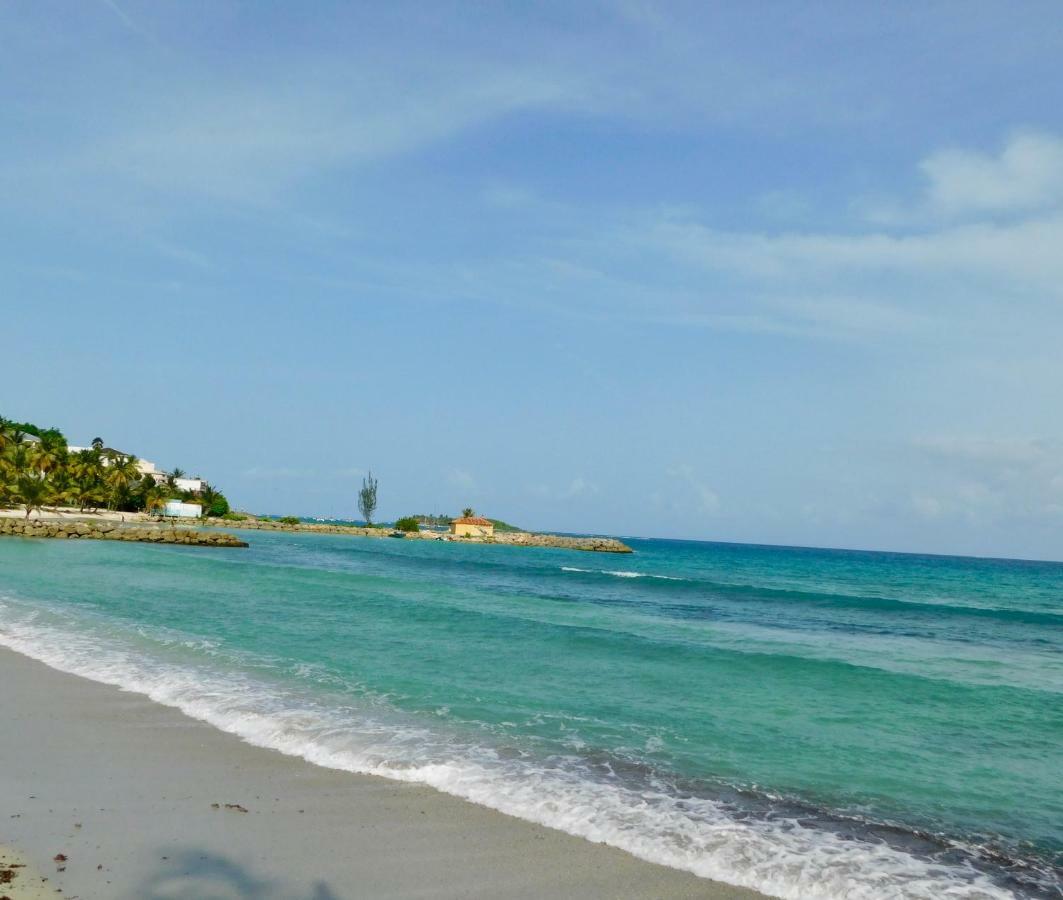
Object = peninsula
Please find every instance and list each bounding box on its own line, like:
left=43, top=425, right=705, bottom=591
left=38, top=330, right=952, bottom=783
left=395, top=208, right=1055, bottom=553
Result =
left=1, top=417, right=631, bottom=553
left=208, top=515, right=633, bottom=553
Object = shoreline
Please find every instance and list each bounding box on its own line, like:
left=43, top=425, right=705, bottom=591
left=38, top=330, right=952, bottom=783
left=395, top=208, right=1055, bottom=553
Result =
left=0, top=508, right=633, bottom=552
left=0, top=645, right=764, bottom=899
left=209, top=518, right=634, bottom=552
left=0, top=516, right=248, bottom=547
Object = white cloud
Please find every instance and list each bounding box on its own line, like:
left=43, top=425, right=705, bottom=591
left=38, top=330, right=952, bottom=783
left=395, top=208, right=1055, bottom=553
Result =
left=441, top=131, right=1063, bottom=343
left=93, top=72, right=569, bottom=203
left=906, top=437, right=1063, bottom=524
left=529, top=477, right=598, bottom=500
left=912, top=436, right=1056, bottom=467
left=3, top=58, right=578, bottom=211
left=921, top=132, right=1063, bottom=218
left=646, top=212, right=1063, bottom=291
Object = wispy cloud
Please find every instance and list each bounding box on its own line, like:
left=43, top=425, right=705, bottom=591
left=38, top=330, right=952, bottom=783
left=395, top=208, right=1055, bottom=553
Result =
left=529, top=477, right=598, bottom=501
left=921, top=131, right=1063, bottom=219
left=666, top=465, right=721, bottom=515
left=447, top=469, right=476, bottom=490
left=447, top=131, right=1063, bottom=341
left=11, top=64, right=576, bottom=208
left=906, top=437, right=1063, bottom=523
left=99, top=0, right=140, bottom=33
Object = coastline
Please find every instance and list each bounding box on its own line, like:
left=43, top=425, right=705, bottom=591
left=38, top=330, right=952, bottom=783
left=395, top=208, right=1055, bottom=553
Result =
left=209, top=518, right=635, bottom=552
left=0, top=646, right=763, bottom=900
left=0, top=509, right=632, bottom=552
left=0, top=516, right=248, bottom=547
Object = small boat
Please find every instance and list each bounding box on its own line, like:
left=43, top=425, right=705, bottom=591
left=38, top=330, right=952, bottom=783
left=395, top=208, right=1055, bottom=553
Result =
left=388, top=530, right=407, bottom=538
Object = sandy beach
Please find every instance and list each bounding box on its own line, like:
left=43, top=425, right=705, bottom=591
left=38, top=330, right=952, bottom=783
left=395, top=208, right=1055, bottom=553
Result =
left=0, top=647, right=762, bottom=900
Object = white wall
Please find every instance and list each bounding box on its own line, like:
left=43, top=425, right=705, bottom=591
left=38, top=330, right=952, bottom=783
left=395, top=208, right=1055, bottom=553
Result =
left=163, top=501, right=202, bottom=518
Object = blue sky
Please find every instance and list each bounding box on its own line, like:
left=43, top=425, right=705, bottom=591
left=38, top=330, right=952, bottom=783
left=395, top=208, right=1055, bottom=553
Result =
left=3, top=1, right=1063, bottom=559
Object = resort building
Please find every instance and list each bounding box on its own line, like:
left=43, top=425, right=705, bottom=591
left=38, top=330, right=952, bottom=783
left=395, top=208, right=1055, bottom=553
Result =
left=450, top=516, right=495, bottom=538
left=68, top=446, right=154, bottom=475
left=68, top=445, right=206, bottom=495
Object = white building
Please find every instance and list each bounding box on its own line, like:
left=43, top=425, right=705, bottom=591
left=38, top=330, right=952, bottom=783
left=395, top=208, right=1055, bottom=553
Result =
left=68, top=445, right=156, bottom=477
left=68, top=444, right=206, bottom=494
left=163, top=500, right=202, bottom=518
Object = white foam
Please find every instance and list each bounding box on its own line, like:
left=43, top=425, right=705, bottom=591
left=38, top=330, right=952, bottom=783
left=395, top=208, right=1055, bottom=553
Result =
left=561, top=567, right=684, bottom=581
left=0, top=598, right=1019, bottom=900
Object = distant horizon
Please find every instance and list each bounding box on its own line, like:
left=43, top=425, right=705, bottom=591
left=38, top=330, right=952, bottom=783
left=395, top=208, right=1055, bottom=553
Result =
left=6, top=405, right=1063, bottom=562
left=5, top=1, right=1062, bottom=562
left=247, top=509, right=1063, bottom=566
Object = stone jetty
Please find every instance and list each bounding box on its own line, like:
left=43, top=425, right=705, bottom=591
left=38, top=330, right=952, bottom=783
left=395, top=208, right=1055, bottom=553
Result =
left=490, top=532, right=632, bottom=553
left=203, top=518, right=633, bottom=553
left=0, top=518, right=249, bottom=547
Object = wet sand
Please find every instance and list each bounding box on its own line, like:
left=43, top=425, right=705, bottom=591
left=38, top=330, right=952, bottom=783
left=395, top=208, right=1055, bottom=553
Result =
left=0, top=647, right=765, bottom=899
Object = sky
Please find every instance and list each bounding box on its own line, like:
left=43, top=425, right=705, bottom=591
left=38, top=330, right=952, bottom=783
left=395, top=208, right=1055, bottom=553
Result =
left=3, top=1, right=1063, bottom=559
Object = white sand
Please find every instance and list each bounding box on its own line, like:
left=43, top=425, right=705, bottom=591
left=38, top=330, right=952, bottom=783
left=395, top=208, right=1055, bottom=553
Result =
left=0, top=647, right=765, bottom=900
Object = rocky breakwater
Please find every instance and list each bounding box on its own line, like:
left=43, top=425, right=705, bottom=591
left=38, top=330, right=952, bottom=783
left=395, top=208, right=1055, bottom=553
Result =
left=0, top=518, right=249, bottom=547
left=199, top=518, right=632, bottom=552
left=490, top=532, right=633, bottom=553
left=205, top=519, right=389, bottom=538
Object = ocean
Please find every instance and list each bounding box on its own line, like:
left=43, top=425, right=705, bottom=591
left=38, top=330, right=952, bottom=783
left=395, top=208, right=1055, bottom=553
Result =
left=1, top=531, right=1060, bottom=899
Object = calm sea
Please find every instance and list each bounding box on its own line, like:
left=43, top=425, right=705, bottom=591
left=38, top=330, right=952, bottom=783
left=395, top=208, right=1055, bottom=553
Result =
left=1, top=532, right=1060, bottom=898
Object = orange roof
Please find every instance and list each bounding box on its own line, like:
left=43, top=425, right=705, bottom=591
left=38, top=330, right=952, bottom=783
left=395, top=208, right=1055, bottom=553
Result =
left=452, top=516, right=493, bottom=526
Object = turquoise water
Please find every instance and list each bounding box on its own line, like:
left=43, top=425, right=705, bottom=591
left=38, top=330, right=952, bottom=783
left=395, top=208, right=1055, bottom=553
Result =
left=1, top=532, right=1060, bottom=898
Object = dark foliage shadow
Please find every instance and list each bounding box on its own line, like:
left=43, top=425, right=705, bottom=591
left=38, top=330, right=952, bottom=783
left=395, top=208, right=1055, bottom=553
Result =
left=135, top=848, right=342, bottom=900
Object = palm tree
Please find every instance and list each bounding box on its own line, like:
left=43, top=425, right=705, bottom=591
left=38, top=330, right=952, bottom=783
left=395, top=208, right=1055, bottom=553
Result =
left=6, top=442, right=36, bottom=479
left=47, top=470, right=76, bottom=511
left=462, top=507, right=475, bottom=518
left=144, top=483, right=168, bottom=517
left=16, top=474, right=49, bottom=519
left=73, top=481, right=104, bottom=513
left=68, top=449, right=104, bottom=511
left=0, top=417, right=15, bottom=454
left=35, top=429, right=67, bottom=475
left=0, top=421, right=17, bottom=492
left=105, top=454, right=141, bottom=510
left=91, top=437, right=104, bottom=451
left=198, top=482, right=218, bottom=511
left=197, top=482, right=229, bottom=517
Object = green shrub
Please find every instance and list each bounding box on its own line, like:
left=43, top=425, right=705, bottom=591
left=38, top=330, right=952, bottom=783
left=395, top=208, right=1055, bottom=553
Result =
left=207, top=495, right=230, bottom=517
left=279, top=515, right=300, bottom=525
left=394, top=516, right=420, bottom=532
left=222, top=511, right=247, bottom=522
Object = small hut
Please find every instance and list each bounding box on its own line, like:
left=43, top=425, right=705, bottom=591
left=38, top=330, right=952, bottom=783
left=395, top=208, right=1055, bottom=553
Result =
left=449, top=516, right=495, bottom=537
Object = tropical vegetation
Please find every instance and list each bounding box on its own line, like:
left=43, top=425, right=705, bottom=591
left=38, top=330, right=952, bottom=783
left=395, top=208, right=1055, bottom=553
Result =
left=402, top=512, right=523, bottom=533
left=0, top=416, right=230, bottom=519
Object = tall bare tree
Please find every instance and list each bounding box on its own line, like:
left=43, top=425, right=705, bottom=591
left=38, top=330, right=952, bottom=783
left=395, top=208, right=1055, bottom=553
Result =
left=358, top=471, right=378, bottom=526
